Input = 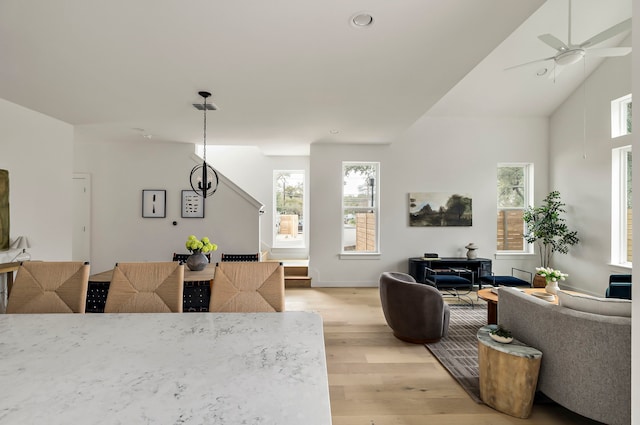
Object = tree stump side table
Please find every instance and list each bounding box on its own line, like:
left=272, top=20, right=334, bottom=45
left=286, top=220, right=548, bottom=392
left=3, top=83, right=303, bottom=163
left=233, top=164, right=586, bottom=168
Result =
left=477, top=325, right=542, bottom=418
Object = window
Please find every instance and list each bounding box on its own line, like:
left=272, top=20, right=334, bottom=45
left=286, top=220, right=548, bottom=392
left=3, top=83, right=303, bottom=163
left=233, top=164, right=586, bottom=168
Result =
left=342, top=162, right=379, bottom=253
left=273, top=171, right=305, bottom=248
left=496, top=164, right=533, bottom=253
left=611, top=146, right=632, bottom=266
left=611, top=94, right=632, bottom=138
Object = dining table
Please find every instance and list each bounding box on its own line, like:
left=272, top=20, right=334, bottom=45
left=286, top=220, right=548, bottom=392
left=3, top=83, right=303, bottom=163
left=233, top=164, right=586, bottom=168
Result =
left=0, top=311, right=332, bottom=424
left=88, top=262, right=217, bottom=283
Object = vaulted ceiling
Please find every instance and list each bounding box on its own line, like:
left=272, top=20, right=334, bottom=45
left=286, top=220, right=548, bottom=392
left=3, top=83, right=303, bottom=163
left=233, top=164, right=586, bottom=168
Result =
left=0, top=0, right=631, bottom=155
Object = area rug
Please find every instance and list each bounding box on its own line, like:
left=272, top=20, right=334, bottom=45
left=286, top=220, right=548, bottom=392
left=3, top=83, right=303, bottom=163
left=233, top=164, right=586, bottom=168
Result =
left=425, top=303, right=486, bottom=403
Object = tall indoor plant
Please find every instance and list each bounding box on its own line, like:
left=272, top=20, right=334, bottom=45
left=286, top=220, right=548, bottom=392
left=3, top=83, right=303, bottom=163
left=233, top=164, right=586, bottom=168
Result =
left=523, top=190, right=579, bottom=268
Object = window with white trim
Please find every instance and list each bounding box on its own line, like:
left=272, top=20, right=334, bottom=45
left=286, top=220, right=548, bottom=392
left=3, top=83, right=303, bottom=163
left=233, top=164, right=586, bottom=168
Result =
left=342, top=162, right=379, bottom=253
left=611, top=146, right=632, bottom=266
left=496, top=164, right=533, bottom=253
left=273, top=170, right=305, bottom=248
left=611, top=94, right=632, bottom=138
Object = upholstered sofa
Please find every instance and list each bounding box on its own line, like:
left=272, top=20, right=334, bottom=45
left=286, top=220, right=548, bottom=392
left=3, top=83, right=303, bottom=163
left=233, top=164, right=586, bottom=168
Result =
left=497, top=287, right=631, bottom=425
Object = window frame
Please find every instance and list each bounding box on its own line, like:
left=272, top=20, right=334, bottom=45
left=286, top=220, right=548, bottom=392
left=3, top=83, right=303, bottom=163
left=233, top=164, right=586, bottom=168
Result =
left=611, top=94, right=632, bottom=138
left=611, top=145, right=632, bottom=267
left=340, top=161, right=380, bottom=256
left=496, top=163, right=534, bottom=255
left=273, top=170, right=306, bottom=249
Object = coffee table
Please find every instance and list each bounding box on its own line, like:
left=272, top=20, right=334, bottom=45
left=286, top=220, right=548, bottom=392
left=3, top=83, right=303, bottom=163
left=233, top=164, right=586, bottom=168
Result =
left=477, top=287, right=561, bottom=324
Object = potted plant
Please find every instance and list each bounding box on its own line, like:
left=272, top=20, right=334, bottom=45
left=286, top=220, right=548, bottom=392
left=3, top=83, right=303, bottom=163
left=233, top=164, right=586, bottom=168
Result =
left=523, top=191, right=579, bottom=285
left=489, top=325, right=513, bottom=344
left=185, top=235, right=217, bottom=271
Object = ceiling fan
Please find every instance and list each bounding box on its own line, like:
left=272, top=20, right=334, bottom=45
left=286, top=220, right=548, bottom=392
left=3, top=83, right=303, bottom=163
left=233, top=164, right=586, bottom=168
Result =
left=506, top=0, right=632, bottom=74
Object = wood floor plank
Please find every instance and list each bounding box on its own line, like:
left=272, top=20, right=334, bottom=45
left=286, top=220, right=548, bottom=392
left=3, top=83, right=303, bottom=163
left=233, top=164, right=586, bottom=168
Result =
left=285, top=287, right=601, bottom=425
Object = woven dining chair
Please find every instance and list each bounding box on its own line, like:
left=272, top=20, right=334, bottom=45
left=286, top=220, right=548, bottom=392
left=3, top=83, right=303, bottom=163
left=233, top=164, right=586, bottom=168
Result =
left=210, top=261, right=284, bottom=312
left=6, top=261, right=90, bottom=314
left=104, top=262, right=184, bottom=313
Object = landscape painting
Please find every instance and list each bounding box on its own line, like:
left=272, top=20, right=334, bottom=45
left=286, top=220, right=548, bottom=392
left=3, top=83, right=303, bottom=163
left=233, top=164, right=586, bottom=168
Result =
left=409, top=192, right=472, bottom=227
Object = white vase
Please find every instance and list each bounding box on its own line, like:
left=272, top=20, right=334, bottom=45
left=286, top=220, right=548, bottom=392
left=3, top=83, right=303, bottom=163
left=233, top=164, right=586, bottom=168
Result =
left=545, top=280, right=559, bottom=294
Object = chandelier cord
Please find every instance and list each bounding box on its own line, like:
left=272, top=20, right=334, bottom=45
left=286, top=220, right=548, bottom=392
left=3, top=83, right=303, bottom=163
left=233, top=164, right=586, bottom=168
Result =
left=202, top=94, right=208, bottom=164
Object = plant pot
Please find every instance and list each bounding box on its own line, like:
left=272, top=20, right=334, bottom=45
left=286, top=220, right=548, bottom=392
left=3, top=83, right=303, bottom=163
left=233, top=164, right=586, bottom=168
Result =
left=186, top=252, right=208, bottom=271
left=533, top=274, right=546, bottom=288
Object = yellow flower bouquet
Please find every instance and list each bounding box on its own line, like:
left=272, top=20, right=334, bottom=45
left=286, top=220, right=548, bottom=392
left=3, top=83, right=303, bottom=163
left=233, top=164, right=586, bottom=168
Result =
left=185, top=235, right=217, bottom=254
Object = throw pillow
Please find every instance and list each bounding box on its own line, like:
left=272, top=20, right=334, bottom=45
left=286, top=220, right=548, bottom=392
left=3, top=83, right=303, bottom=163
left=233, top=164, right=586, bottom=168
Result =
left=557, top=290, right=631, bottom=317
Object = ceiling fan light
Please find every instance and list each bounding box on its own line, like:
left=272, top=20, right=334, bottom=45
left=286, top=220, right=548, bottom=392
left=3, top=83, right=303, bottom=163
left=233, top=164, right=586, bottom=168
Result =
left=555, top=49, right=585, bottom=66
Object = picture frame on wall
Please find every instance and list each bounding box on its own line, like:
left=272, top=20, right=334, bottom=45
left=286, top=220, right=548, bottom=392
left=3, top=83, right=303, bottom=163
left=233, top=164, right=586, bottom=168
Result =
left=142, top=190, right=166, bottom=218
left=409, top=192, right=472, bottom=227
left=181, top=190, right=204, bottom=218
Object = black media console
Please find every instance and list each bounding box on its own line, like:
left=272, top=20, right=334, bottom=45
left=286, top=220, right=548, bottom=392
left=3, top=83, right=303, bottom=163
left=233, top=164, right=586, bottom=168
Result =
left=407, top=257, right=492, bottom=289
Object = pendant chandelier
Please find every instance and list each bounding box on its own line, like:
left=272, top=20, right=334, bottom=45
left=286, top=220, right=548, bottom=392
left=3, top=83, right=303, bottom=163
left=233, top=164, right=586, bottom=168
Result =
left=189, top=91, right=219, bottom=198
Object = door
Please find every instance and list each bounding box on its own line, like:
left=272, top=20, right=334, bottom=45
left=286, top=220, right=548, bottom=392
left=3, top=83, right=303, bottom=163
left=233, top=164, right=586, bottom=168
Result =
left=72, top=173, right=91, bottom=263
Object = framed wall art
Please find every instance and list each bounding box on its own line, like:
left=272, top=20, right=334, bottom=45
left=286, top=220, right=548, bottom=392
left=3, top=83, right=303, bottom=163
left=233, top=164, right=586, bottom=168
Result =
left=142, top=190, right=166, bottom=218
left=409, top=192, right=472, bottom=227
left=181, top=190, right=204, bottom=218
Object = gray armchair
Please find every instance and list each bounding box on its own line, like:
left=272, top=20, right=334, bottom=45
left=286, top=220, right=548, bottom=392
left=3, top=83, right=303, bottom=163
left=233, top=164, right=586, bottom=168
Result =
left=379, top=272, right=450, bottom=343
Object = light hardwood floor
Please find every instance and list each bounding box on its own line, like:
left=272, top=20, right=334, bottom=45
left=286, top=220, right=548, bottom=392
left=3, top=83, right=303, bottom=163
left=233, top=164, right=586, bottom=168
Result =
left=285, top=287, right=601, bottom=425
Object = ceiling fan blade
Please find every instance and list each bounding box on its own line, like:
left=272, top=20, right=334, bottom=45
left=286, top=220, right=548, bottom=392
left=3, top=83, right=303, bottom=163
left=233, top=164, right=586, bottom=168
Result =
left=504, top=56, right=555, bottom=71
left=587, top=47, right=632, bottom=57
left=579, top=18, right=632, bottom=48
left=538, top=34, right=568, bottom=51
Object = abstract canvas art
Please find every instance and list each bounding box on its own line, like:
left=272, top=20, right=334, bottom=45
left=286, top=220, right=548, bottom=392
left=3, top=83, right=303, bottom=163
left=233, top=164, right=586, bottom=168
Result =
left=142, top=190, right=166, bottom=218
left=409, top=192, right=472, bottom=227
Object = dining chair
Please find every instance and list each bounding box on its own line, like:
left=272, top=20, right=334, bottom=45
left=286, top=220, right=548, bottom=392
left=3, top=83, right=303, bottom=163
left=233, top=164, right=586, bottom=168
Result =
left=220, top=253, right=260, bottom=262
left=172, top=252, right=211, bottom=263
left=6, top=261, right=90, bottom=314
left=104, top=262, right=184, bottom=313
left=209, top=261, right=285, bottom=312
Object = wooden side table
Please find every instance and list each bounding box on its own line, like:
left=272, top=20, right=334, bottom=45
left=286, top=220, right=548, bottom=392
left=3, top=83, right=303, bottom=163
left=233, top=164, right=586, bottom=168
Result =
left=477, top=325, right=542, bottom=418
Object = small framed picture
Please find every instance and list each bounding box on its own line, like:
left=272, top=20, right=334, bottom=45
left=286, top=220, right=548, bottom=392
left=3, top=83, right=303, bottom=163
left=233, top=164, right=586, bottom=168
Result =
left=142, top=190, right=166, bottom=218
left=182, top=190, right=204, bottom=218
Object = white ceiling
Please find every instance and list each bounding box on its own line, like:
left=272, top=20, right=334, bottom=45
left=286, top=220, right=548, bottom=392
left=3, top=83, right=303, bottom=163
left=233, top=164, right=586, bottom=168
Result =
left=0, top=0, right=631, bottom=155
left=430, top=0, right=632, bottom=117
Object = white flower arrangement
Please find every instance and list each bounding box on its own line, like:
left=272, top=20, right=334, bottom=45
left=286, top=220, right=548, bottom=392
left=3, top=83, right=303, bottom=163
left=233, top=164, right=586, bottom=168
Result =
left=535, top=267, right=568, bottom=283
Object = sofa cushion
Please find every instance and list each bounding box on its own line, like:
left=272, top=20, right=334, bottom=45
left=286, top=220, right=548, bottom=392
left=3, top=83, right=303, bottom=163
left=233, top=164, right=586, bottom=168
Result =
left=557, top=290, right=631, bottom=317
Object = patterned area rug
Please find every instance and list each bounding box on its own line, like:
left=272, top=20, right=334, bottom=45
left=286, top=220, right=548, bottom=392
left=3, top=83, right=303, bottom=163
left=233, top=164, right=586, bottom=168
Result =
left=425, top=303, right=487, bottom=403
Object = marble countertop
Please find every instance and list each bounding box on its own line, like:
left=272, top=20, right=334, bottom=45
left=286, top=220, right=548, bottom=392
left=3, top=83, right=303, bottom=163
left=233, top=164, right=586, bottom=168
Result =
left=0, top=311, right=332, bottom=425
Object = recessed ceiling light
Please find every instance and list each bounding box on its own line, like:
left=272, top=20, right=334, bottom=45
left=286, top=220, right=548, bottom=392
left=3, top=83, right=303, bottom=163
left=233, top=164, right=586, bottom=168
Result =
left=536, top=67, right=548, bottom=76
left=351, top=13, right=374, bottom=28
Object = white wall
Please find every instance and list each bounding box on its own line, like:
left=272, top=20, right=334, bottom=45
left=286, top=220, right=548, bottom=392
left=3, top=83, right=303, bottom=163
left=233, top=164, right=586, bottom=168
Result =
left=74, top=139, right=262, bottom=273
left=0, top=98, right=74, bottom=264
left=309, top=116, right=549, bottom=286
left=549, top=39, right=632, bottom=296
left=206, top=146, right=310, bottom=259
left=551, top=28, right=635, bottom=420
